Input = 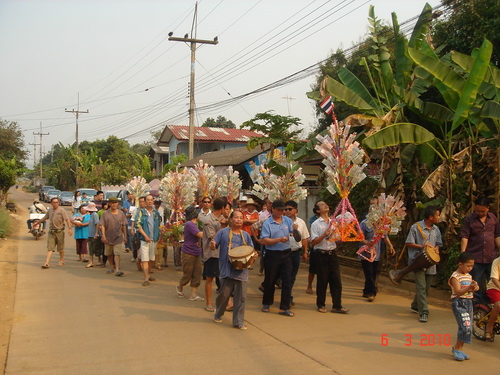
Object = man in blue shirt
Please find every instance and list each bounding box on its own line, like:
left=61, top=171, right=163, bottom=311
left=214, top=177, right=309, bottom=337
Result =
left=261, top=199, right=301, bottom=317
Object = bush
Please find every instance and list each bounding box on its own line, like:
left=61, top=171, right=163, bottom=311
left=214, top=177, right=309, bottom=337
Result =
left=23, top=185, right=38, bottom=193
left=0, top=208, right=12, bottom=238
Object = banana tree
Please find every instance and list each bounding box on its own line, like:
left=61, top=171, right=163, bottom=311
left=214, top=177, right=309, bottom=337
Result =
left=304, top=4, right=436, bottom=198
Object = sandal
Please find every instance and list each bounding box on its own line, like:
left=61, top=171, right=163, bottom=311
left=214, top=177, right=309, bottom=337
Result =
left=205, top=306, right=215, bottom=312
left=261, top=305, right=270, bottom=313
left=485, top=332, right=494, bottom=342
left=317, top=307, right=327, bottom=313
left=331, top=307, right=349, bottom=314
left=278, top=310, right=295, bottom=317
left=41, top=264, right=50, bottom=269
left=85, top=264, right=94, bottom=268
left=57, top=261, right=64, bottom=266
left=176, top=286, right=184, bottom=298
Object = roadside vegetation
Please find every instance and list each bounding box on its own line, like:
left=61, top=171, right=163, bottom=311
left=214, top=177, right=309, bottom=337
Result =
left=0, top=208, right=12, bottom=238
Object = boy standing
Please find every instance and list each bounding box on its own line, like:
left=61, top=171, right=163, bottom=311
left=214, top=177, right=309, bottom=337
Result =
left=448, top=252, right=479, bottom=361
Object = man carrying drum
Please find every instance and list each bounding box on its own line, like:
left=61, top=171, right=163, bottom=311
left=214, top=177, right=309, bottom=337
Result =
left=211, top=210, right=254, bottom=330
left=405, top=206, right=443, bottom=323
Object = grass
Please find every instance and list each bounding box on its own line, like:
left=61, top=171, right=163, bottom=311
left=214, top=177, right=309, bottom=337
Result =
left=0, top=208, right=12, bottom=238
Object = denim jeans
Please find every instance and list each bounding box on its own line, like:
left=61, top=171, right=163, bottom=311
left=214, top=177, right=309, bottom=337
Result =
left=262, top=250, right=293, bottom=310
left=411, top=270, right=433, bottom=315
left=316, top=251, right=343, bottom=310
left=470, top=262, right=492, bottom=302
left=452, top=298, right=473, bottom=344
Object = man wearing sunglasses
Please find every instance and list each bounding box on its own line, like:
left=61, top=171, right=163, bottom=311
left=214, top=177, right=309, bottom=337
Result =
left=198, top=197, right=212, bottom=224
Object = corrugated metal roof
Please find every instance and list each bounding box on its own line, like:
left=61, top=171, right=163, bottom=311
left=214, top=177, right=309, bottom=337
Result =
left=167, top=125, right=262, bottom=142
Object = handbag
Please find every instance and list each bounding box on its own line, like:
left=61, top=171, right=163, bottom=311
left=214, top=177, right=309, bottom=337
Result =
left=132, top=233, right=141, bottom=251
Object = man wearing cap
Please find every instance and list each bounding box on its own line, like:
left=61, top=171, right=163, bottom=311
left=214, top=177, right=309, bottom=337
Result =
left=100, top=196, right=128, bottom=277
left=35, top=197, right=73, bottom=269
left=260, top=199, right=301, bottom=316
left=85, top=202, right=102, bottom=268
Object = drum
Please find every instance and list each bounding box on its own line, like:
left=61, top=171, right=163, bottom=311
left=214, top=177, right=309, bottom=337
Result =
left=228, top=245, right=258, bottom=270
left=389, top=246, right=440, bottom=286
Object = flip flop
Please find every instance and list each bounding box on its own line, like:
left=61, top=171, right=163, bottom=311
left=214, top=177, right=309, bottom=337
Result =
left=317, top=307, right=327, bottom=313
left=485, top=332, right=494, bottom=342
left=278, top=310, right=295, bottom=317
left=261, top=305, right=270, bottom=313
left=176, top=286, right=185, bottom=298
left=85, top=264, right=94, bottom=268
left=57, top=262, right=64, bottom=266
left=205, top=306, right=215, bottom=312
left=41, top=264, right=50, bottom=269
left=331, top=307, right=349, bottom=314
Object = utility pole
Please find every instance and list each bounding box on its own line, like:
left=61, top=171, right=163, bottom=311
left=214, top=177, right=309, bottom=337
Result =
left=33, top=122, right=49, bottom=178
left=282, top=95, right=295, bottom=116
left=168, top=2, right=218, bottom=160
left=65, top=93, right=88, bottom=188
left=29, top=137, right=40, bottom=167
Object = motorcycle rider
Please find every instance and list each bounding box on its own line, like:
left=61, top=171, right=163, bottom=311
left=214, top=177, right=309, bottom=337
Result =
left=27, top=200, right=47, bottom=232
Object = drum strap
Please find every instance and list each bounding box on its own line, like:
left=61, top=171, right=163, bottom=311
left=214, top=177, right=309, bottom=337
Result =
left=416, top=223, right=427, bottom=241
left=228, top=229, right=247, bottom=250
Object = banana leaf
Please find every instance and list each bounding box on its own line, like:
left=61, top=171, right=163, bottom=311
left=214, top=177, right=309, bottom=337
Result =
left=319, top=76, right=374, bottom=111
left=408, top=47, right=465, bottom=94
left=392, top=12, right=412, bottom=88
left=452, top=39, right=493, bottom=132
left=363, top=123, right=435, bottom=149
left=338, top=67, right=378, bottom=109
left=408, top=3, right=433, bottom=49
left=451, top=50, right=500, bottom=89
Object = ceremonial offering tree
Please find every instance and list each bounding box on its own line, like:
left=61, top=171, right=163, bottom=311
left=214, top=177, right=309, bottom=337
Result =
left=189, top=160, right=219, bottom=200
left=160, top=167, right=197, bottom=225
left=126, top=176, right=151, bottom=205
left=356, top=193, right=407, bottom=262
left=218, top=166, right=242, bottom=204
left=251, top=160, right=307, bottom=203
left=314, top=94, right=367, bottom=242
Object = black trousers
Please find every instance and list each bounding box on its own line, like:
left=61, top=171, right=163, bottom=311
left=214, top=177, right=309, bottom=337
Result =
left=361, top=259, right=379, bottom=297
left=262, top=250, right=292, bottom=310
left=316, top=251, right=343, bottom=309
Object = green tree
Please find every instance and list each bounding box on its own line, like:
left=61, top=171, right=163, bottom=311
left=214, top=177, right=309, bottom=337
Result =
left=0, top=158, right=18, bottom=205
left=162, top=154, right=188, bottom=174
left=241, top=111, right=302, bottom=158
left=202, top=115, right=236, bottom=128
left=432, top=0, right=499, bottom=64
left=0, top=120, right=27, bottom=169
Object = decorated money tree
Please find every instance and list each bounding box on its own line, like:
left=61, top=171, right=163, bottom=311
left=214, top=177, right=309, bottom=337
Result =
left=251, top=145, right=308, bottom=203
left=126, top=176, right=151, bottom=205
left=159, top=167, right=197, bottom=245
left=357, top=193, right=407, bottom=262
left=218, top=166, right=242, bottom=204
left=189, top=160, right=219, bottom=200
left=315, top=93, right=367, bottom=242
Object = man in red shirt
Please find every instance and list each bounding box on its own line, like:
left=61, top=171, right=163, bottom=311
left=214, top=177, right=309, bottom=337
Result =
left=460, top=197, right=500, bottom=301
left=242, top=197, right=259, bottom=236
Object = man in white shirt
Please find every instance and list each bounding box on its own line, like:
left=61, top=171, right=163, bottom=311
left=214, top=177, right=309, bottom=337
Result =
left=310, top=201, right=348, bottom=314
left=285, top=200, right=309, bottom=306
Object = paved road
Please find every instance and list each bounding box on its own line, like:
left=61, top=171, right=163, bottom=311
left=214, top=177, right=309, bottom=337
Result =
left=5, top=189, right=498, bottom=374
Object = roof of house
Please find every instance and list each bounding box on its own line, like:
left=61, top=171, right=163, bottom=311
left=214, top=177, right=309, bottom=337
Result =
left=182, top=146, right=270, bottom=167
left=149, top=146, right=169, bottom=155
left=158, top=125, right=262, bottom=145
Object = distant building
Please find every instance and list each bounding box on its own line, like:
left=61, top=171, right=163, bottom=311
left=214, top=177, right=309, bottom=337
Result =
left=156, top=125, right=263, bottom=161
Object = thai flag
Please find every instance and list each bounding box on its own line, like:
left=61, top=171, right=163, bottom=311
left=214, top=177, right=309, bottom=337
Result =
left=320, top=95, right=334, bottom=115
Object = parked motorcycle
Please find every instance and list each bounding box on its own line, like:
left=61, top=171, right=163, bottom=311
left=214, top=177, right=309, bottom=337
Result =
left=29, top=213, right=46, bottom=240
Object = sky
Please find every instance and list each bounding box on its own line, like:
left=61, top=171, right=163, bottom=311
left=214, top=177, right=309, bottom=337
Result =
left=0, top=0, right=441, bottom=167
